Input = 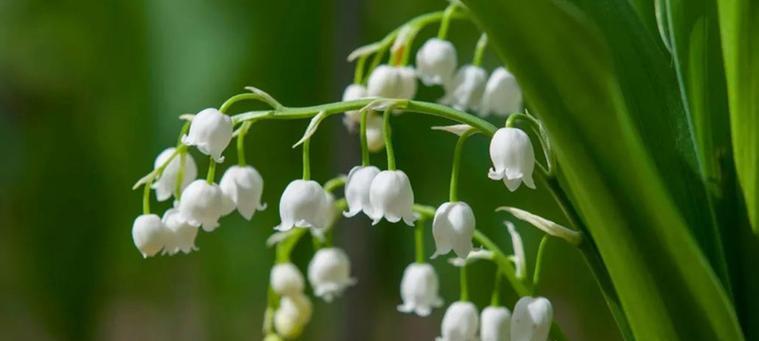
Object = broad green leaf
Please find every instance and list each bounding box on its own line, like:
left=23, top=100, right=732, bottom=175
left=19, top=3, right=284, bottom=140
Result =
left=716, top=0, right=759, bottom=233
left=463, top=0, right=743, bottom=340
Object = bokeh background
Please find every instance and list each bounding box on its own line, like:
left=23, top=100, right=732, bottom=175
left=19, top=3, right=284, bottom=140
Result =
left=0, top=0, right=621, bottom=340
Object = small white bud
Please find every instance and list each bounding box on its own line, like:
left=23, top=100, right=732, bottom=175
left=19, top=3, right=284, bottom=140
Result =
left=511, top=296, right=553, bottom=341
left=341, top=84, right=368, bottom=131
left=132, top=214, right=167, bottom=258
left=274, top=293, right=312, bottom=339
left=488, top=127, right=536, bottom=191
left=480, top=306, right=511, bottom=341
left=416, top=38, right=457, bottom=86
left=181, top=108, right=233, bottom=162
left=219, top=165, right=266, bottom=220
left=480, top=67, right=522, bottom=117
left=270, top=263, right=305, bottom=297
left=343, top=165, right=381, bottom=218
left=307, top=247, right=357, bottom=302
left=275, top=179, right=330, bottom=232
left=441, top=65, right=487, bottom=111
left=368, top=170, right=417, bottom=226
left=152, top=148, right=197, bottom=202
left=162, top=208, right=199, bottom=255
left=365, top=113, right=386, bottom=152
left=367, top=65, right=417, bottom=100
left=177, top=179, right=234, bottom=232
left=437, top=301, right=479, bottom=341
left=432, top=201, right=476, bottom=259
left=397, top=263, right=443, bottom=316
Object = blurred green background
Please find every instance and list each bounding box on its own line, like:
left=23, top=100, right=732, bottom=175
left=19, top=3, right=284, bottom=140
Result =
left=0, top=0, right=620, bottom=340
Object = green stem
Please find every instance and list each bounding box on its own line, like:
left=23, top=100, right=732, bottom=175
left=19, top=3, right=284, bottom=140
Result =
left=174, top=151, right=186, bottom=199
left=449, top=130, right=474, bottom=202
left=142, top=180, right=152, bottom=215
left=437, top=4, right=458, bottom=39
left=533, top=235, right=550, bottom=291
left=354, top=55, right=368, bottom=85
left=219, top=93, right=266, bottom=113
left=415, top=219, right=425, bottom=263
left=360, top=109, right=370, bottom=166
left=490, top=268, right=502, bottom=306
left=206, top=157, right=216, bottom=183
left=472, top=33, right=488, bottom=67
left=459, top=264, right=469, bottom=301
left=383, top=107, right=396, bottom=170
left=237, top=121, right=252, bottom=166
left=302, top=137, right=311, bottom=180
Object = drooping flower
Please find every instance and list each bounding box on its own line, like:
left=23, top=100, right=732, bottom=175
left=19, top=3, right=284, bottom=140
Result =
left=274, top=293, right=313, bottom=339
left=342, top=84, right=368, bottom=131
left=177, top=179, right=234, bottom=232
left=152, top=148, right=197, bottom=202
left=437, top=301, right=479, bottom=341
left=311, top=190, right=336, bottom=239
left=182, top=108, right=233, bottom=162
left=132, top=214, right=167, bottom=258
left=219, top=165, right=266, bottom=220
left=415, top=38, right=457, bottom=86
left=365, top=113, right=386, bottom=152
left=368, top=170, right=417, bottom=226
left=511, top=296, right=553, bottom=341
left=441, top=65, right=487, bottom=111
left=270, top=262, right=305, bottom=297
left=432, top=201, right=476, bottom=259
left=344, top=165, right=380, bottom=218
left=397, top=263, right=443, bottom=316
left=481, top=306, right=511, bottom=341
left=307, top=247, right=357, bottom=302
left=480, top=67, right=523, bottom=117
left=275, top=180, right=330, bottom=231
left=488, top=127, right=536, bottom=191
left=366, top=64, right=417, bottom=100
left=162, top=208, right=199, bottom=255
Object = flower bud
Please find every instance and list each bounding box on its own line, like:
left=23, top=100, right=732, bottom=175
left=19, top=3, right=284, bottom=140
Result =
left=219, top=165, right=266, bottom=220
left=368, top=170, right=417, bottom=226
left=365, top=113, right=386, bottom=152
left=341, top=84, right=368, bottom=131
left=162, top=208, right=199, bottom=255
left=511, top=296, right=553, bottom=341
left=152, top=148, right=197, bottom=202
left=480, top=306, right=511, bottom=341
left=182, top=108, right=233, bottom=162
left=437, top=301, right=479, bottom=341
left=488, top=127, right=536, bottom=191
left=132, top=214, right=167, bottom=258
left=274, top=293, right=312, bottom=339
left=480, top=67, right=522, bottom=117
left=177, top=179, right=234, bottom=231
left=276, top=180, right=330, bottom=231
left=367, top=65, right=417, bottom=100
left=344, top=166, right=380, bottom=218
left=415, top=38, right=457, bottom=86
left=397, top=263, right=443, bottom=316
left=441, top=65, right=487, bottom=111
left=432, top=201, right=476, bottom=259
left=270, top=263, right=305, bottom=297
left=307, top=247, right=357, bottom=302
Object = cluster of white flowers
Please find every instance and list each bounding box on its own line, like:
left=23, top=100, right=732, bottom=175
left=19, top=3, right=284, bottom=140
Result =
left=436, top=297, right=553, bottom=341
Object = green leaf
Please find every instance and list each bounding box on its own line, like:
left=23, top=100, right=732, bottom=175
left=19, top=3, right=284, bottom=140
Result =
left=463, top=0, right=743, bottom=339
left=716, top=0, right=759, bottom=233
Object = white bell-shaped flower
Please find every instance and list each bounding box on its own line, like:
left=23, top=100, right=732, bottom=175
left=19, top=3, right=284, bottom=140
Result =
left=511, top=296, right=553, bottom=341
left=219, top=165, right=266, bottom=220
left=274, top=293, right=313, bottom=339
left=341, top=84, right=368, bottom=131
left=416, top=38, right=457, bottom=86
left=270, top=262, right=305, bottom=297
left=437, top=301, right=479, bottom=341
left=397, top=263, right=443, bottom=316
left=368, top=170, right=417, bottom=226
left=276, top=179, right=330, bottom=231
left=488, top=127, right=536, bottom=191
left=481, top=306, right=511, bottom=341
left=162, top=208, right=199, bottom=255
left=365, top=113, right=386, bottom=152
left=132, top=214, right=167, bottom=258
left=182, top=108, right=233, bottom=162
left=480, top=67, right=522, bottom=117
left=152, top=148, right=197, bottom=202
left=432, top=201, right=476, bottom=259
left=344, top=166, right=380, bottom=217
left=311, top=190, right=336, bottom=240
left=441, top=65, right=487, bottom=111
left=307, top=247, right=357, bottom=302
left=366, top=64, right=417, bottom=99
left=177, top=179, right=234, bottom=232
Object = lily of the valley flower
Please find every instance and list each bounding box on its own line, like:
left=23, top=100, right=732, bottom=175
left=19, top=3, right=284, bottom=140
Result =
left=437, top=301, right=479, bottom=341
left=481, top=306, right=511, bottom=341
left=366, top=64, right=417, bottom=100
left=270, top=262, right=305, bottom=297
left=365, top=113, right=386, bottom=152
left=276, top=180, right=330, bottom=231
left=219, top=165, right=266, bottom=220
left=415, top=38, right=457, bottom=86
left=344, top=166, right=380, bottom=218
left=368, top=170, right=417, bottom=226
left=274, top=293, right=313, bottom=339
left=488, top=127, right=536, bottom=191
left=397, top=263, right=443, bottom=316
left=178, top=179, right=234, bottom=232
left=432, top=201, right=476, bottom=259
left=132, top=214, right=167, bottom=258
left=182, top=108, right=233, bottom=162
left=311, top=191, right=336, bottom=240
left=152, top=148, right=197, bottom=202
left=511, top=296, right=553, bottom=341
left=307, top=247, right=357, bottom=302
left=441, top=65, right=487, bottom=111
left=341, top=84, right=368, bottom=131
left=162, top=208, right=199, bottom=255
left=480, top=67, right=523, bottom=117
